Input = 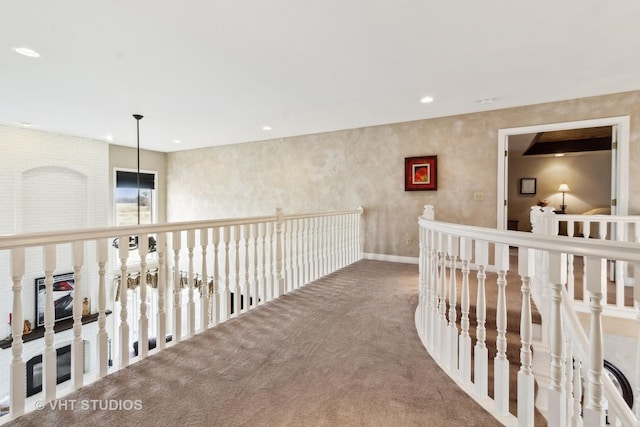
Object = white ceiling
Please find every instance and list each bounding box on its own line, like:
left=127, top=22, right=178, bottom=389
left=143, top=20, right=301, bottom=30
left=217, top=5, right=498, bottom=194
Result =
left=2, top=1, right=640, bottom=153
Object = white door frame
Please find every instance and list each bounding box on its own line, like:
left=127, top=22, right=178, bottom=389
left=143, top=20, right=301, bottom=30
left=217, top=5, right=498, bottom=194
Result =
left=497, top=116, right=630, bottom=229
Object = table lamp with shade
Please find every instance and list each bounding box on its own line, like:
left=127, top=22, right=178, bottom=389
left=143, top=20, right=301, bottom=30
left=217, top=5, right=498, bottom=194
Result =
left=558, top=182, right=570, bottom=213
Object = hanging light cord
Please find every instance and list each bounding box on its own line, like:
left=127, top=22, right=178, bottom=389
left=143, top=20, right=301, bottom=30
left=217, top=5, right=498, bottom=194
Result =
left=133, top=114, right=144, bottom=226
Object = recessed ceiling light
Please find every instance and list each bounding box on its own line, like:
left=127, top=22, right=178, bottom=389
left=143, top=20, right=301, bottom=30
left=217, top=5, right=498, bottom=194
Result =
left=102, top=134, right=115, bottom=142
left=172, top=139, right=181, bottom=144
left=12, top=47, right=40, bottom=58
left=478, top=98, right=494, bottom=105
left=420, top=96, right=434, bottom=104
left=555, top=153, right=565, bottom=157
left=18, top=122, right=37, bottom=128
left=262, top=126, right=272, bottom=131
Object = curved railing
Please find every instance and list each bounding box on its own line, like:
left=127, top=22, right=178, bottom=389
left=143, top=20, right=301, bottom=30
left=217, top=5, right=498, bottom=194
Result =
left=416, top=205, right=640, bottom=426
left=0, top=207, right=363, bottom=423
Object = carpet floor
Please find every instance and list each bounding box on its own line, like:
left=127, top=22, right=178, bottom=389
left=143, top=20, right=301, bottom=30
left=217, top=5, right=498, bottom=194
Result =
left=9, top=260, right=501, bottom=427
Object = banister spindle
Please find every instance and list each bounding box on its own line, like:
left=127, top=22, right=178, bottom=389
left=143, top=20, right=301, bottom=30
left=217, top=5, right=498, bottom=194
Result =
left=297, top=219, right=304, bottom=287
left=72, top=241, right=84, bottom=388
left=474, top=240, right=489, bottom=399
left=251, top=223, right=259, bottom=307
left=10, top=247, right=26, bottom=416
left=96, top=238, right=109, bottom=376
left=211, top=227, right=220, bottom=325
left=172, top=231, right=182, bottom=342
left=517, top=247, right=535, bottom=427
left=428, top=229, right=438, bottom=350
left=447, top=235, right=459, bottom=372
left=548, top=252, right=568, bottom=426
left=223, top=226, right=231, bottom=318
left=200, top=228, right=210, bottom=330
left=156, top=233, right=167, bottom=349
left=43, top=245, right=58, bottom=401
left=187, top=229, right=196, bottom=336
left=118, top=236, right=130, bottom=367
left=269, top=221, right=276, bottom=300
left=259, top=223, right=268, bottom=304
left=275, top=209, right=285, bottom=298
left=233, top=225, right=241, bottom=316
left=243, top=224, right=251, bottom=311
left=138, top=234, right=149, bottom=358
left=494, top=243, right=510, bottom=416
left=459, top=237, right=472, bottom=385
left=582, top=256, right=606, bottom=425
left=436, top=232, right=447, bottom=361
left=288, top=219, right=294, bottom=291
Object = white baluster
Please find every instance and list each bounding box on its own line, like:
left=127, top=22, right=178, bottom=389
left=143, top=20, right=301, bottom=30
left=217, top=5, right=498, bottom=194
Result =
left=251, top=223, right=259, bottom=307
left=233, top=225, right=241, bottom=315
left=297, top=218, right=304, bottom=287
left=517, top=247, right=535, bottom=427
left=200, top=228, right=209, bottom=330
left=428, top=230, right=438, bottom=350
left=583, top=256, right=606, bottom=425
left=187, top=229, right=196, bottom=336
left=118, top=235, right=130, bottom=367
left=172, top=231, right=182, bottom=342
left=275, top=208, right=285, bottom=298
left=313, top=217, right=319, bottom=280
left=72, top=241, right=84, bottom=387
left=302, top=218, right=309, bottom=285
left=9, top=247, right=25, bottom=416
left=138, top=234, right=149, bottom=358
left=211, top=227, right=220, bottom=325
left=459, top=237, right=472, bottom=385
left=287, top=219, right=294, bottom=291
left=474, top=240, right=489, bottom=399
left=548, top=252, right=567, bottom=426
left=259, top=223, right=267, bottom=304
left=447, top=235, right=459, bottom=372
left=96, top=238, right=109, bottom=377
left=243, top=224, right=250, bottom=311
left=494, top=243, right=510, bottom=416
left=156, top=232, right=167, bottom=350
left=564, top=340, right=575, bottom=425
left=223, top=226, right=231, bottom=318
left=43, top=245, right=57, bottom=401
left=436, top=232, right=447, bottom=362
left=269, top=221, right=276, bottom=300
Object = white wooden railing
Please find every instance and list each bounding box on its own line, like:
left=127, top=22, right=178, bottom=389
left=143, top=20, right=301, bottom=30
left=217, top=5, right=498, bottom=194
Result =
left=539, top=208, right=640, bottom=316
left=416, top=205, right=640, bottom=426
left=0, top=207, right=363, bottom=423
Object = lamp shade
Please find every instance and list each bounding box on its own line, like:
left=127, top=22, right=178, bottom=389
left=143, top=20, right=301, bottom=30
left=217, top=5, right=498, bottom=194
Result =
left=558, top=183, right=570, bottom=192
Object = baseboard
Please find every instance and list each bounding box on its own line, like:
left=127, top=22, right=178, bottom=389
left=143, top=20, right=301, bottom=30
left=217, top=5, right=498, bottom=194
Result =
left=362, top=253, right=419, bottom=264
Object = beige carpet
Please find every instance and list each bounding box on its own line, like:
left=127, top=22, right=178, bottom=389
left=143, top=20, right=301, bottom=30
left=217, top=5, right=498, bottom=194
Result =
left=9, top=260, right=501, bottom=427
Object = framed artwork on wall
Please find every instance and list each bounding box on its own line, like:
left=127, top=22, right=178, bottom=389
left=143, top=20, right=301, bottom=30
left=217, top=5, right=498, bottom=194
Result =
left=519, top=178, right=537, bottom=195
left=405, top=156, right=437, bottom=191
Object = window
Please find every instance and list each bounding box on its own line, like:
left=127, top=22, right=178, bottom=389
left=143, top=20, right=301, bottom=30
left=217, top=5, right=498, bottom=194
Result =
left=115, top=170, right=156, bottom=226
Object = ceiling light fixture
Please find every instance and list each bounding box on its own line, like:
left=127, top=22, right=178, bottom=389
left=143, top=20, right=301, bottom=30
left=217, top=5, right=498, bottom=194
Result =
left=12, top=47, right=40, bottom=58
left=555, top=153, right=565, bottom=157
left=18, top=122, right=37, bottom=128
left=102, top=134, right=115, bottom=142
left=478, top=98, right=494, bottom=105
left=262, top=126, right=272, bottom=131
left=420, top=96, right=434, bottom=104
left=172, top=139, right=181, bottom=144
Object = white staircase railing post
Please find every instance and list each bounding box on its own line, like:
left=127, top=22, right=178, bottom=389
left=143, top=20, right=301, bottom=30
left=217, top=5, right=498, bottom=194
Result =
left=582, top=256, right=606, bottom=425
left=10, top=247, right=26, bottom=417
left=72, top=241, right=84, bottom=388
left=139, top=234, right=149, bottom=357
left=494, top=243, right=510, bottom=416
left=474, top=240, right=489, bottom=399
left=459, top=237, right=472, bottom=386
left=200, top=228, right=210, bottom=330
left=517, top=247, right=535, bottom=427
left=172, top=231, right=182, bottom=342
left=187, top=229, right=196, bottom=336
left=547, top=252, right=568, bottom=426
left=118, top=236, right=130, bottom=367
left=447, top=235, right=459, bottom=373
left=211, top=227, right=220, bottom=325
left=157, top=232, right=168, bottom=350
left=96, top=238, right=109, bottom=376
left=275, top=208, right=285, bottom=298
left=43, top=244, right=57, bottom=401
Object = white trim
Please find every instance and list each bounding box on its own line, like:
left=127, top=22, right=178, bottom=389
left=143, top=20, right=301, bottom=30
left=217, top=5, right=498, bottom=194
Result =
left=363, top=253, right=419, bottom=264
left=497, top=116, right=630, bottom=229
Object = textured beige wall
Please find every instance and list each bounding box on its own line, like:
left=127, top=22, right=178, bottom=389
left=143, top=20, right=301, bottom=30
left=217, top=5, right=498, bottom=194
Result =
left=109, top=145, right=168, bottom=224
left=167, top=90, right=640, bottom=258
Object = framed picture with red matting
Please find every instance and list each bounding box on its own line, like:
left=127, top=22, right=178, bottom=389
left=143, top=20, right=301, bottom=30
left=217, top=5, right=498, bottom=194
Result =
left=405, top=156, right=437, bottom=191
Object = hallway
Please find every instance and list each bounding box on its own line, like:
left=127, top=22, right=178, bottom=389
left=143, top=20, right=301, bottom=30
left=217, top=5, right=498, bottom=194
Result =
left=10, top=260, right=500, bottom=427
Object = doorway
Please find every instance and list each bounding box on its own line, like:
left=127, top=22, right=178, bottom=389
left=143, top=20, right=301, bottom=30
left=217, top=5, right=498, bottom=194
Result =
left=497, top=117, right=630, bottom=230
